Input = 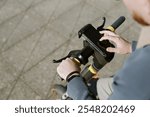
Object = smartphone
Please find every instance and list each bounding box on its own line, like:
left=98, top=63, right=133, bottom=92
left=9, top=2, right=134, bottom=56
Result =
left=78, top=24, right=114, bottom=62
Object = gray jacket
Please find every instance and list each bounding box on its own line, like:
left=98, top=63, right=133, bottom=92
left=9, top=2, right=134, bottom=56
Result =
left=67, top=41, right=150, bottom=100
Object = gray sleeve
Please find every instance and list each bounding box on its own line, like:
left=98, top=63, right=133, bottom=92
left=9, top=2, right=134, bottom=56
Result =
left=109, top=46, right=150, bottom=100
left=67, top=76, right=94, bottom=100
left=131, top=41, right=138, bottom=52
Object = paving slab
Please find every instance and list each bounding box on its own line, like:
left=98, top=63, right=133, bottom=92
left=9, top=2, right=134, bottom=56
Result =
left=32, top=0, right=60, bottom=23
left=49, top=1, right=86, bottom=39
left=8, top=78, right=42, bottom=100
left=23, top=28, right=70, bottom=72
left=86, top=0, right=121, bottom=13
left=2, top=9, right=45, bottom=51
left=0, top=57, right=17, bottom=99
left=22, top=42, right=68, bottom=99
left=50, top=0, right=82, bottom=20
left=0, top=0, right=26, bottom=24
left=1, top=28, right=44, bottom=75
left=0, top=12, right=24, bottom=51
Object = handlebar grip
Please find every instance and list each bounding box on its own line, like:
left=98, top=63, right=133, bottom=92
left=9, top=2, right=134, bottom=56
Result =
left=111, top=16, right=126, bottom=30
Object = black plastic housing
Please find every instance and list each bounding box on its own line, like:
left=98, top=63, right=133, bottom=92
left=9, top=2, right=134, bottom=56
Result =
left=78, top=24, right=115, bottom=64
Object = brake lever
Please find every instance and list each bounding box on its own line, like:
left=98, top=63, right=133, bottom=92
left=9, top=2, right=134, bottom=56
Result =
left=53, top=50, right=81, bottom=63
left=97, top=17, right=106, bottom=31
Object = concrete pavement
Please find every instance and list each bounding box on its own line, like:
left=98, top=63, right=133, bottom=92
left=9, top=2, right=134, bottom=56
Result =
left=0, top=0, right=141, bottom=99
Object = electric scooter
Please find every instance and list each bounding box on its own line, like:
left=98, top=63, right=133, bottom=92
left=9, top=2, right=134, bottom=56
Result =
left=52, top=16, right=126, bottom=99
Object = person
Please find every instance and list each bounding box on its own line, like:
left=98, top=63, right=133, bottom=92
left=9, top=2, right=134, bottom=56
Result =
left=56, top=0, right=150, bottom=100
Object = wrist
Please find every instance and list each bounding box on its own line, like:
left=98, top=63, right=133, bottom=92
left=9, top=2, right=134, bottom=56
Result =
left=66, top=71, right=80, bottom=82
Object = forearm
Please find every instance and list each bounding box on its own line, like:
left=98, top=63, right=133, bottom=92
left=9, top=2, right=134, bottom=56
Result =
left=67, top=76, right=95, bottom=100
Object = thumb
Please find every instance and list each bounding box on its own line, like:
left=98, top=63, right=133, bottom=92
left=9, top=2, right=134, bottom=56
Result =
left=106, top=47, right=118, bottom=53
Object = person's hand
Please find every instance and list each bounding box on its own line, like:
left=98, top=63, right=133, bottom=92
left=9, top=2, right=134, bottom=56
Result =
left=57, top=58, right=80, bottom=81
left=100, top=30, right=132, bottom=54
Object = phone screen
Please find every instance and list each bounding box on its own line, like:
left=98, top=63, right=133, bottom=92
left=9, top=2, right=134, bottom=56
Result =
left=79, top=24, right=115, bottom=61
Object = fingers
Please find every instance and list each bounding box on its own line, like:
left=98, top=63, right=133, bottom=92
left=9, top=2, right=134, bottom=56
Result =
left=106, top=47, right=119, bottom=53
left=100, top=35, right=119, bottom=44
left=100, top=30, right=119, bottom=44
left=100, top=30, right=117, bottom=36
left=100, top=35, right=120, bottom=53
left=100, top=31, right=120, bottom=53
